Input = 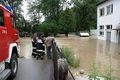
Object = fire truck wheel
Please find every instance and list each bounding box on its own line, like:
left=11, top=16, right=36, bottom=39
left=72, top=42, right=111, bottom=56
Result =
left=6, top=54, right=18, bottom=79
left=10, top=54, right=18, bottom=78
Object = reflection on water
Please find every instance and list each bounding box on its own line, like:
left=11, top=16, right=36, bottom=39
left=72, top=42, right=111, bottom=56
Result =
left=96, top=40, right=120, bottom=78
left=55, top=37, right=120, bottom=78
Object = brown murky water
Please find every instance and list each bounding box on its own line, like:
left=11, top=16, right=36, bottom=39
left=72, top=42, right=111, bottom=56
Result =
left=19, top=38, right=32, bottom=59
left=55, top=36, right=120, bottom=78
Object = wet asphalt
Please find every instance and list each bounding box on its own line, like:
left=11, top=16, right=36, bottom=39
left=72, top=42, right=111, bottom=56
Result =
left=14, top=58, right=54, bottom=80
left=13, top=38, right=54, bottom=80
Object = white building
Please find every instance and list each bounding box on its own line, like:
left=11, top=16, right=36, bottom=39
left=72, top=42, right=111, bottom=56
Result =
left=97, top=0, right=120, bottom=43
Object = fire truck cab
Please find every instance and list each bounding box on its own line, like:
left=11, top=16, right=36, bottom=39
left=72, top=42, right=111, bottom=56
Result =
left=0, top=4, right=19, bottom=80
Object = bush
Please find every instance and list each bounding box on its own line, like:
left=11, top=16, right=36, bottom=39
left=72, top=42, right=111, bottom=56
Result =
left=61, top=47, right=80, bottom=68
left=88, top=60, right=100, bottom=80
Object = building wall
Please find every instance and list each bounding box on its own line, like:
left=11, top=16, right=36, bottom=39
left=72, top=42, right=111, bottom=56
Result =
left=97, top=0, right=120, bottom=43
left=90, top=29, right=97, bottom=39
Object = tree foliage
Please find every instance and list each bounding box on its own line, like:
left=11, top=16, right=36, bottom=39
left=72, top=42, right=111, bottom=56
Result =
left=0, top=0, right=24, bottom=32
left=73, top=0, right=100, bottom=31
left=12, top=1, right=25, bottom=33
left=27, top=0, right=75, bottom=36
left=27, top=0, right=65, bottom=23
left=59, top=8, right=75, bottom=36
left=27, top=0, right=100, bottom=35
left=27, top=0, right=42, bottom=25
left=36, top=22, right=58, bottom=36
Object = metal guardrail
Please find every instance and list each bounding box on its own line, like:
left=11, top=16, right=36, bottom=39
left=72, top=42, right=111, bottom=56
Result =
left=52, top=42, right=75, bottom=80
left=68, top=69, right=76, bottom=80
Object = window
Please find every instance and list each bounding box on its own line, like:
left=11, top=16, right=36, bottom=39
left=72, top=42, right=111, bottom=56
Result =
left=99, top=31, right=104, bottom=36
left=0, top=9, right=4, bottom=26
left=107, top=4, right=113, bottom=15
left=99, top=25, right=104, bottom=29
left=106, top=25, right=112, bottom=29
left=100, top=8, right=104, bottom=16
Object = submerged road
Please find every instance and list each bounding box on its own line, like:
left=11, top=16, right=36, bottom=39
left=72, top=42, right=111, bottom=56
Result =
left=13, top=38, right=54, bottom=80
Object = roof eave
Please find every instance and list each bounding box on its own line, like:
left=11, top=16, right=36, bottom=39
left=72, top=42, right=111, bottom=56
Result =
left=97, top=0, right=109, bottom=6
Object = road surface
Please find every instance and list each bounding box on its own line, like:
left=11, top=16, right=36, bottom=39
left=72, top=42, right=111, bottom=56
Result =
left=13, top=38, right=54, bottom=80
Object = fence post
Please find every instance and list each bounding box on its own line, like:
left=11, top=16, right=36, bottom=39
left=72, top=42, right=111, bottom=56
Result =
left=52, top=42, right=75, bottom=80
left=52, top=42, right=58, bottom=80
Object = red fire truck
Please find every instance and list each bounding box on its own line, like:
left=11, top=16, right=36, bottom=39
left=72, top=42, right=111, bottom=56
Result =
left=0, top=4, right=19, bottom=80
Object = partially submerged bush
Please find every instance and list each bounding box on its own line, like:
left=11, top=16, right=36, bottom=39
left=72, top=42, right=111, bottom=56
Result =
left=61, top=47, right=80, bottom=68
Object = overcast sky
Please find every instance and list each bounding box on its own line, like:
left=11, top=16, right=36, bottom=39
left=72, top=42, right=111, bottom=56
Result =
left=21, top=0, right=73, bottom=21
left=21, top=0, right=29, bottom=20
left=21, top=0, right=45, bottom=21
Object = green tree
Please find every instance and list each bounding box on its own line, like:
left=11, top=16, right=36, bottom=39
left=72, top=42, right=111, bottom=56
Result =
left=36, top=22, right=58, bottom=36
left=73, top=1, right=89, bottom=31
left=0, top=0, right=24, bottom=32
left=85, top=0, right=100, bottom=29
left=0, top=1, right=4, bottom=4
left=40, top=0, right=59, bottom=22
left=27, top=0, right=69, bottom=35
left=59, top=8, right=75, bottom=36
left=27, top=0, right=71, bottom=23
left=27, top=0, right=42, bottom=24
left=0, top=0, right=23, bottom=16
left=73, top=0, right=100, bottom=32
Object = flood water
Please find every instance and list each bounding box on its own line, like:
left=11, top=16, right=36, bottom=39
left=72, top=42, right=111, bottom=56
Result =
left=19, top=38, right=32, bottom=59
left=55, top=36, right=120, bottom=78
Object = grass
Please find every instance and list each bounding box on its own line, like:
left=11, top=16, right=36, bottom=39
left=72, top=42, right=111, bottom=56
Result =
left=61, top=47, right=80, bottom=68
left=104, top=57, right=118, bottom=80
left=88, top=60, right=100, bottom=80
left=88, top=59, right=120, bottom=80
